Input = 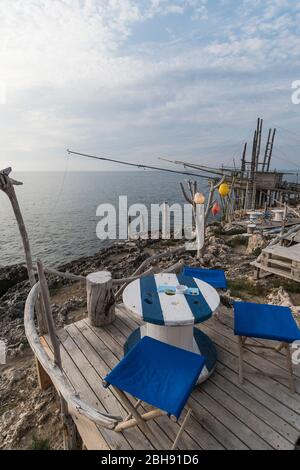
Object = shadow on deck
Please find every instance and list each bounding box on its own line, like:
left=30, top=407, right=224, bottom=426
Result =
left=42, top=304, right=300, bottom=450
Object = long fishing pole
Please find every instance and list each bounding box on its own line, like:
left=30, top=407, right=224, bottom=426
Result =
left=67, top=149, right=214, bottom=180
left=158, top=157, right=232, bottom=176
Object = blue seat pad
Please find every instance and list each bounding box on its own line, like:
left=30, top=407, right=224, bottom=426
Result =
left=104, top=336, right=206, bottom=419
left=183, top=266, right=227, bottom=289
left=234, top=301, right=300, bottom=343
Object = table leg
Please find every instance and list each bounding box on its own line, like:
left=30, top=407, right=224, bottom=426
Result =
left=146, top=323, right=195, bottom=352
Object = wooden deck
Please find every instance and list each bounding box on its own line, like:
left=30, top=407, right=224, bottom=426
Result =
left=42, top=305, right=300, bottom=450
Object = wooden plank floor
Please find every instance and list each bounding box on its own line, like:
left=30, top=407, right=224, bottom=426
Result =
left=43, top=305, right=300, bottom=450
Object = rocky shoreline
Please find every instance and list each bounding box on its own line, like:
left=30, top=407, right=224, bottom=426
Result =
left=1, top=223, right=300, bottom=449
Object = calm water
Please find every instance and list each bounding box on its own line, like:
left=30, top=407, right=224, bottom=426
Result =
left=0, top=171, right=209, bottom=267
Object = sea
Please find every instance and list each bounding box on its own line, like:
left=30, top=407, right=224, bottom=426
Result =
left=0, top=171, right=209, bottom=267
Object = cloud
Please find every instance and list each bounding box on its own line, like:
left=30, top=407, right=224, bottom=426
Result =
left=0, top=0, right=299, bottom=171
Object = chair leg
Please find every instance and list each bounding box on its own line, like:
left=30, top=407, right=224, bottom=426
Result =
left=171, top=408, right=192, bottom=450
left=113, top=387, right=160, bottom=444
left=285, top=343, right=296, bottom=394
left=125, top=399, right=142, bottom=421
left=237, top=336, right=244, bottom=384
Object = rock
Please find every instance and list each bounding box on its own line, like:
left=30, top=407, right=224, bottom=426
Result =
left=267, top=287, right=296, bottom=310
left=212, top=261, right=223, bottom=268
left=203, top=254, right=215, bottom=265
left=206, top=245, right=218, bottom=256
left=1, top=410, right=16, bottom=427
left=222, top=223, right=245, bottom=235
left=208, top=236, right=225, bottom=246
left=246, top=233, right=266, bottom=255
left=0, top=265, right=28, bottom=298
left=17, top=343, right=26, bottom=357
left=9, top=368, right=26, bottom=384
left=219, top=245, right=230, bottom=254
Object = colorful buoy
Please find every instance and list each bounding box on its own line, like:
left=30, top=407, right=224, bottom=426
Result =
left=194, top=192, right=206, bottom=204
left=211, top=201, right=221, bottom=216
left=218, top=183, right=230, bottom=197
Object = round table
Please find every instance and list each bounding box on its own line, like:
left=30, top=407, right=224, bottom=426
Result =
left=122, top=272, right=220, bottom=383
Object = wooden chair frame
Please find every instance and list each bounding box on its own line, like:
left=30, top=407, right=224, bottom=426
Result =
left=237, top=336, right=295, bottom=393
left=103, top=382, right=193, bottom=450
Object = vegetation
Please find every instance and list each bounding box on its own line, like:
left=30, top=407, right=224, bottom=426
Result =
left=225, top=235, right=248, bottom=248
left=29, top=434, right=50, bottom=450
left=272, top=279, right=300, bottom=294
left=227, top=278, right=266, bottom=298
left=252, top=247, right=262, bottom=257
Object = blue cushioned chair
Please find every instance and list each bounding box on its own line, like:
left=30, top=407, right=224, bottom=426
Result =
left=234, top=301, right=300, bottom=393
left=103, top=336, right=206, bottom=449
left=182, top=266, right=227, bottom=289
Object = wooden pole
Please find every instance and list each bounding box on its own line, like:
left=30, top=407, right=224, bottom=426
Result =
left=86, top=271, right=115, bottom=327
left=37, top=260, right=61, bottom=367
left=256, top=118, right=263, bottom=169
left=180, top=181, right=196, bottom=228
left=266, top=128, right=276, bottom=172
left=0, top=168, right=48, bottom=388
left=263, top=128, right=272, bottom=171
left=241, top=143, right=247, bottom=172
left=36, top=259, right=80, bottom=449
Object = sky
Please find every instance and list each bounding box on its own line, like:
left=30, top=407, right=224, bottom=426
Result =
left=0, top=0, right=300, bottom=172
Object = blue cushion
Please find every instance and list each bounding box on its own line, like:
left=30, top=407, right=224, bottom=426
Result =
left=183, top=266, right=227, bottom=289
left=234, top=301, right=300, bottom=343
left=104, top=336, right=206, bottom=419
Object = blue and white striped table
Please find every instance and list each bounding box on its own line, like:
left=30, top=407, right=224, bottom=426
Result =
left=122, top=273, right=220, bottom=383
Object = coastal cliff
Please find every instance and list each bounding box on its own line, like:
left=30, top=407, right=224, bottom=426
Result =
left=1, top=226, right=300, bottom=449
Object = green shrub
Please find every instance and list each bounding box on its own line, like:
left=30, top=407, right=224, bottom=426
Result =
left=227, top=279, right=266, bottom=298
left=272, top=279, right=300, bottom=294
left=252, top=247, right=262, bottom=257
left=29, top=435, right=50, bottom=450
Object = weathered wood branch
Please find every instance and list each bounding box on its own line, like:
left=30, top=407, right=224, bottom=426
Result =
left=204, top=176, right=225, bottom=223
left=32, top=266, right=86, bottom=282
left=162, top=259, right=184, bottom=273
left=113, top=267, right=154, bottom=286
left=37, top=260, right=62, bottom=367
left=0, top=169, right=46, bottom=333
left=115, top=247, right=185, bottom=299
left=24, top=282, right=122, bottom=429
left=180, top=182, right=193, bottom=204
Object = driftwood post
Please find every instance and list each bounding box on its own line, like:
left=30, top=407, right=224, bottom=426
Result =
left=0, top=167, right=48, bottom=387
left=37, top=259, right=80, bottom=449
left=86, top=271, right=115, bottom=327
left=0, top=168, right=35, bottom=286
left=180, top=179, right=197, bottom=229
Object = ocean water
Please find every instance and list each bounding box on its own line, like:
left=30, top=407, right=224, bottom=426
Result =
left=0, top=171, right=209, bottom=267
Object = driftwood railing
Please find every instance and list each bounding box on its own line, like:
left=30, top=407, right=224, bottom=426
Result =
left=30, top=247, right=185, bottom=327
left=24, top=277, right=123, bottom=449
left=24, top=250, right=184, bottom=448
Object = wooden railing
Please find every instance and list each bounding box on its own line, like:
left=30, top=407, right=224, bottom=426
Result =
left=24, top=251, right=185, bottom=448
left=24, top=279, right=123, bottom=449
